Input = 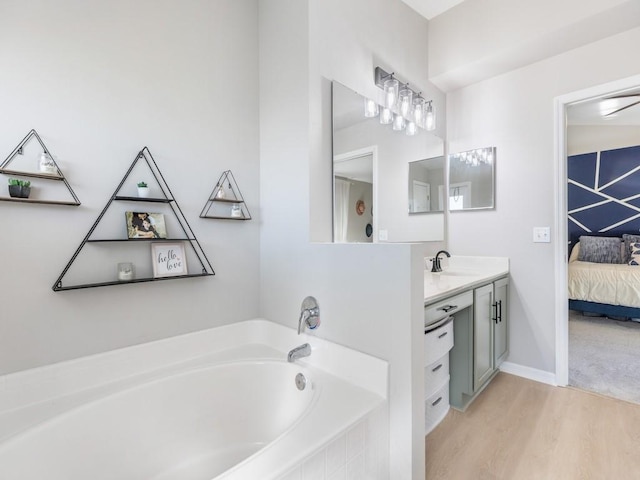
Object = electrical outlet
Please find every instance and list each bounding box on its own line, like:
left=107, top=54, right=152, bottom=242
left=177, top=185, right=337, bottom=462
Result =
left=533, top=227, right=551, bottom=243
left=379, top=229, right=388, bottom=241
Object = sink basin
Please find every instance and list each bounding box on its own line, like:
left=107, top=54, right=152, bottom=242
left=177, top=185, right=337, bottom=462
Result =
left=438, top=269, right=479, bottom=277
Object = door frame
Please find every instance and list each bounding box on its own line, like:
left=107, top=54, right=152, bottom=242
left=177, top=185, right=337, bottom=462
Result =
left=554, top=73, right=640, bottom=386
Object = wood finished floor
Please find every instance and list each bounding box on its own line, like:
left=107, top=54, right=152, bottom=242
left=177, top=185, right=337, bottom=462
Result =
left=426, top=373, right=640, bottom=479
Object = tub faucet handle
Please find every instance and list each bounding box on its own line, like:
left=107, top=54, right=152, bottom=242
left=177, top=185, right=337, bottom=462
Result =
left=298, top=296, right=320, bottom=335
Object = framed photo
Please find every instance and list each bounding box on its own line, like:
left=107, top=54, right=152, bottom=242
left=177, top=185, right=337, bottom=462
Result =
left=151, top=243, right=188, bottom=278
left=126, top=212, right=167, bottom=239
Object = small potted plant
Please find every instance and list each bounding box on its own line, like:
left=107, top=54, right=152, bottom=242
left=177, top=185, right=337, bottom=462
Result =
left=8, top=178, right=31, bottom=198
left=137, top=181, right=149, bottom=198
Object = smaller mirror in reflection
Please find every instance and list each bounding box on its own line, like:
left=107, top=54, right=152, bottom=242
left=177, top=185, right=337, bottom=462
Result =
left=448, top=147, right=495, bottom=211
left=408, top=156, right=445, bottom=214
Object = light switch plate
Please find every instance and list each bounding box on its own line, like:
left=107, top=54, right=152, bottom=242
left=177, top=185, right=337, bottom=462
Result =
left=379, top=229, right=388, bottom=241
left=533, top=227, right=551, bottom=243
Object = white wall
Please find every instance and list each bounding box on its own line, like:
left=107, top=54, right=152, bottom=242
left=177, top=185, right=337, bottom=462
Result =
left=568, top=125, right=640, bottom=155
left=445, top=27, right=640, bottom=374
left=0, top=0, right=261, bottom=374
left=260, top=0, right=432, bottom=478
left=428, top=0, right=640, bottom=90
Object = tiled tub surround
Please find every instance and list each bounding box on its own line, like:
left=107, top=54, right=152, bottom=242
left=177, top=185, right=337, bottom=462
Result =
left=0, top=320, right=388, bottom=480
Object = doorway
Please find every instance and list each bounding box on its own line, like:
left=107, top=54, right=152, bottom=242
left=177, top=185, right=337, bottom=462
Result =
left=555, top=74, right=640, bottom=392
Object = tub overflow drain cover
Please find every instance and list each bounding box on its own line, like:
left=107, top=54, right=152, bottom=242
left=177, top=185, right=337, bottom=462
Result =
left=295, top=372, right=307, bottom=391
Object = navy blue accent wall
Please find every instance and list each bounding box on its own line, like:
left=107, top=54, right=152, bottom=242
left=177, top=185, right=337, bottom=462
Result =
left=568, top=145, right=640, bottom=245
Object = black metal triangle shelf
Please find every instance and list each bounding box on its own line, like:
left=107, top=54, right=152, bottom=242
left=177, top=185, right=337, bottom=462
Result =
left=54, top=273, right=213, bottom=291
left=53, top=147, right=215, bottom=291
left=200, top=170, right=251, bottom=220
left=0, top=129, right=80, bottom=206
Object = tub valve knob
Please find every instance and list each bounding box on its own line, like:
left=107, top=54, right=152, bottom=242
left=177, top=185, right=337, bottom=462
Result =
left=298, top=296, right=320, bottom=335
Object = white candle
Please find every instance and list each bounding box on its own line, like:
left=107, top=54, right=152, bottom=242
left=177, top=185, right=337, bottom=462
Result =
left=117, top=263, right=134, bottom=281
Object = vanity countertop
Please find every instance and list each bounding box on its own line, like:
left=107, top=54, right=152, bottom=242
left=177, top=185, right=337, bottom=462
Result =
left=424, top=255, right=509, bottom=305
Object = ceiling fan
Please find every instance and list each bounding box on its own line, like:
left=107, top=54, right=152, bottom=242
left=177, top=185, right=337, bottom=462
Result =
left=603, top=92, right=640, bottom=117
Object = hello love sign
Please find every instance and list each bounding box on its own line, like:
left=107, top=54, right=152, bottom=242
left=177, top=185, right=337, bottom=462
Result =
left=151, top=243, right=188, bottom=278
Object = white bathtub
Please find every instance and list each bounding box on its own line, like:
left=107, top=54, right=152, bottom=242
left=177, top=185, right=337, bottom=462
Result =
left=0, top=320, right=389, bottom=480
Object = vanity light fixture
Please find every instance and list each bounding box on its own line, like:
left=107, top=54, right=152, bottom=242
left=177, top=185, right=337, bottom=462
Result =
left=425, top=101, right=436, bottom=131
left=379, top=106, right=393, bottom=124
left=398, top=87, right=413, bottom=117
left=363, top=97, right=379, bottom=117
left=405, top=120, right=417, bottom=136
left=392, top=113, right=405, bottom=131
left=383, top=77, right=399, bottom=109
left=372, top=66, right=436, bottom=134
left=449, top=146, right=494, bottom=167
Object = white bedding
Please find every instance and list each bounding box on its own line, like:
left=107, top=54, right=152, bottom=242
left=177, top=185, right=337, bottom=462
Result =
left=569, top=244, right=640, bottom=308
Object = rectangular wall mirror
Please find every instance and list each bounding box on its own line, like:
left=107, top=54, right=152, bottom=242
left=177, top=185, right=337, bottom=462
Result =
left=332, top=81, right=445, bottom=242
left=448, top=147, right=496, bottom=211
left=408, top=156, right=445, bottom=214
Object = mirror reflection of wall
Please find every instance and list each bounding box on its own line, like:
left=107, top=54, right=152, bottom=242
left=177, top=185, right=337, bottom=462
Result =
left=334, top=152, right=373, bottom=243
left=332, top=81, right=445, bottom=242
left=408, top=156, right=445, bottom=214
left=448, top=147, right=496, bottom=211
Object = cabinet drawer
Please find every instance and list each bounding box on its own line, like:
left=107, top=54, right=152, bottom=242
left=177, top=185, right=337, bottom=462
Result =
left=424, top=290, right=473, bottom=326
left=425, top=380, right=450, bottom=435
left=425, top=354, right=449, bottom=399
left=424, top=319, right=454, bottom=365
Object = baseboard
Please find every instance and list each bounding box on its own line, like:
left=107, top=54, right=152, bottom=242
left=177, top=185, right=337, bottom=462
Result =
left=499, top=361, right=557, bottom=386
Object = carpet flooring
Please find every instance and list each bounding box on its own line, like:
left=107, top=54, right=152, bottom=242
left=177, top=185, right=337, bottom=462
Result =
left=569, top=310, right=640, bottom=404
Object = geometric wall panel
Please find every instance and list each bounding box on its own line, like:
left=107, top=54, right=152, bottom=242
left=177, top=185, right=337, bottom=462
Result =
left=567, top=152, right=597, bottom=188
left=568, top=144, right=640, bottom=245
left=600, top=168, right=640, bottom=199
left=599, top=145, right=640, bottom=185
left=567, top=182, right=608, bottom=210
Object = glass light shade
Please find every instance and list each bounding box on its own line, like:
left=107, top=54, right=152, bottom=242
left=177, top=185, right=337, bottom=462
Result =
left=383, top=78, right=399, bottom=109
left=405, top=121, right=417, bottom=136
left=379, top=107, right=393, bottom=124
left=412, top=97, right=425, bottom=126
left=398, top=87, right=413, bottom=117
left=363, top=98, right=379, bottom=118
left=392, top=113, right=405, bottom=131
left=425, top=102, right=436, bottom=131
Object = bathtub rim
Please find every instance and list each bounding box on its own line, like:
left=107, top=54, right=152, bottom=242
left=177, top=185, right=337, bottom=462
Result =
left=0, top=319, right=388, bottom=480
left=0, top=318, right=387, bottom=416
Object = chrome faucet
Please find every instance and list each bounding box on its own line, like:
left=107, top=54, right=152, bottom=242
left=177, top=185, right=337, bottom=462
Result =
left=287, top=343, right=311, bottom=362
left=431, top=250, right=451, bottom=273
left=297, top=296, right=320, bottom=334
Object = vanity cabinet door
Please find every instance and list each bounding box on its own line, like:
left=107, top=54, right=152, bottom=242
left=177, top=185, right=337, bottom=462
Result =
left=493, top=277, right=509, bottom=366
left=473, top=284, right=494, bottom=390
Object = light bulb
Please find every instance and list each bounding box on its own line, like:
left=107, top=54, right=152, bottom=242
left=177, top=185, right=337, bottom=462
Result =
left=383, top=78, right=399, bottom=109
left=392, top=114, right=405, bottom=131
left=379, top=107, right=393, bottom=125
left=363, top=98, right=379, bottom=118
left=413, top=97, right=425, bottom=127
left=398, top=87, right=413, bottom=117
left=425, top=102, right=436, bottom=131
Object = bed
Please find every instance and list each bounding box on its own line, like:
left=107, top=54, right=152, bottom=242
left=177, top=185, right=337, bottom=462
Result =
left=568, top=233, right=640, bottom=319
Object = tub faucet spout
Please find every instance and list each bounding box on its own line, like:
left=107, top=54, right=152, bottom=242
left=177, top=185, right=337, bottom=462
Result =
left=431, top=250, right=451, bottom=273
left=298, top=296, right=320, bottom=334
left=287, top=343, right=311, bottom=362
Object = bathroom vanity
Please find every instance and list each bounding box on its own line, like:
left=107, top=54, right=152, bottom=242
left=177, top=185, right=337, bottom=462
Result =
left=423, top=256, right=509, bottom=433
